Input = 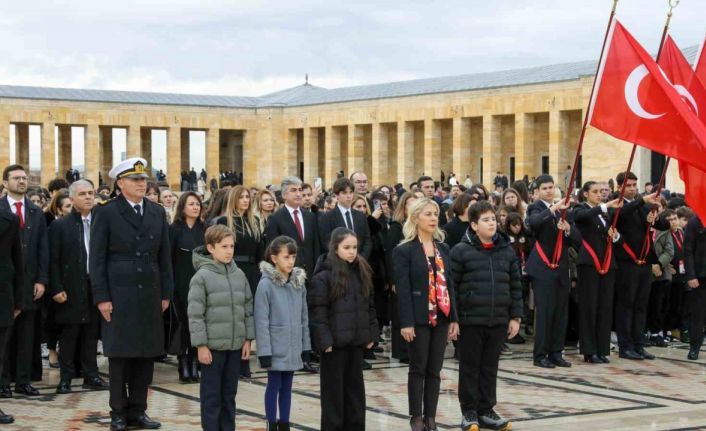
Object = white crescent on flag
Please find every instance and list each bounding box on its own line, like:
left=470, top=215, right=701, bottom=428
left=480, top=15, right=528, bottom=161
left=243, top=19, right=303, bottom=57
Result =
left=624, top=65, right=665, bottom=119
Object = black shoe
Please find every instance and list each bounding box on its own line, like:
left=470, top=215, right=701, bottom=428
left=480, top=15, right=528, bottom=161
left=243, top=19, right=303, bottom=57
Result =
left=598, top=355, right=611, bottom=363
left=266, top=421, right=277, bottom=431
left=635, top=348, right=655, bottom=360
left=277, top=421, right=291, bottom=431
left=619, top=350, right=644, bottom=360
left=56, top=381, right=72, bottom=394
left=507, top=334, right=525, bottom=344
left=82, top=376, right=109, bottom=390
left=478, top=409, right=511, bottom=430
left=14, top=383, right=39, bottom=396
left=178, top=356, right=190, bottom=383
left=0, top=409, right=14, bottom=424
left=650, top=335, right=668, bottom=347
left=688, top=349, right=699, bottom=360
left=301, top=362, right=318, bottom=373
left=0, top=385, right=11, bottom=398
left=424, top=417, right=438, bottom=431
left=127, top=413, right=161, bottom=429
left=583, top=354, right=602, bottom=364
left=361, top=359, right=372, bottom=370
left=110, top=415, right=127, bottom=431
left=550, top=356, right=572, bottom=367
left=533, top=357, right=555, bottom=368
left=399, top=357, right=410, bottom=364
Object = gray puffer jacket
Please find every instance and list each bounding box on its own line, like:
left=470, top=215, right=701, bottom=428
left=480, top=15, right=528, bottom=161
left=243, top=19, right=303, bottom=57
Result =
left=255, top=261, right=311, bottom=371
left=188, top=246, right=255, bottom=351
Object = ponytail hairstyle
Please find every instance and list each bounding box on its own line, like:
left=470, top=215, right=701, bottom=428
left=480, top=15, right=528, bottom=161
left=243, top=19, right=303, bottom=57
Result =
left=264, top=235, right=298, bottom=265
left=327, top=227, right=373, bottom=300
left=580, top=181, right=598, bottom=203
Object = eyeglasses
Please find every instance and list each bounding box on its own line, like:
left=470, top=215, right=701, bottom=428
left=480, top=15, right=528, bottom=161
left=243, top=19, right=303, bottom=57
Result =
left=9, top=176, right=27, bottom=182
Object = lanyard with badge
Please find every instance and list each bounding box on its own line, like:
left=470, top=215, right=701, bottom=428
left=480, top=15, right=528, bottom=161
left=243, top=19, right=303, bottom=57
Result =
left=672, top=230, right=686, bottom=275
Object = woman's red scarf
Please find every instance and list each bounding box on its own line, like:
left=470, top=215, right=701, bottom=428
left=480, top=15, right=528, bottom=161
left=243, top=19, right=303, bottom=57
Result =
left=423, top=241, right=451, bottom=326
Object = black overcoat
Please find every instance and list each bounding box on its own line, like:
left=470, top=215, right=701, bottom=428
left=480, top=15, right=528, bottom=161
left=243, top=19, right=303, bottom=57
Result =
left=0, top=211, right=24, bottom=327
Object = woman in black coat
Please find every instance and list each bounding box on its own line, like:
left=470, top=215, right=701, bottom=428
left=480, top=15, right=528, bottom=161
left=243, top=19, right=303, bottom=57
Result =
left=393, top=198, right=458, bottom=431
left=214, top=185, right=264, bottom=378
left=169, top=192, right=205, bottom=382
left=443, top=193, right=473, bottom=249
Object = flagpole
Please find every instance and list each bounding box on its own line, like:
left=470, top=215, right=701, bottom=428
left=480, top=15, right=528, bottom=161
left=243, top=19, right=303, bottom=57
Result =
left=609, top=0, right=679, bottom=229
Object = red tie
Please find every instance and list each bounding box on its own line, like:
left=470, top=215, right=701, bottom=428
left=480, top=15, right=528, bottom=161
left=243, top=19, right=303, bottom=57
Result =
left=14, top=202, right=25, bottom=229
left=293, top=209, right=304, bottom=240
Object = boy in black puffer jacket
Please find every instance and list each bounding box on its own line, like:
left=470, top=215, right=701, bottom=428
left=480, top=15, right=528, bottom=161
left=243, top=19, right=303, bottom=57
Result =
left=450, top=201, right=523, bottom=431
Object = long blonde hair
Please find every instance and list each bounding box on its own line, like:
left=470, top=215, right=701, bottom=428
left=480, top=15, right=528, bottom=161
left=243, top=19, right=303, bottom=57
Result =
left=224, top=186, right=261, bottom=240
left=392, top=192, right=417, bottom=224
left=253, top=189, right=277, bottom=231
left=400, top=198, right=446, bottom=244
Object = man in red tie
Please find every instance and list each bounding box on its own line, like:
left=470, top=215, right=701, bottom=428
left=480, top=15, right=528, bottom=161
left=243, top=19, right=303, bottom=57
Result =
left=0, top=164, right=49, bottom=400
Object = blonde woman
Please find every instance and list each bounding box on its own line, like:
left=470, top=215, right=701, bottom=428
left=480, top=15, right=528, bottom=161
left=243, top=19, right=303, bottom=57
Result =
left=392, top=198, right=459, bottom=431
left=253, top=189, right=277, bottom=232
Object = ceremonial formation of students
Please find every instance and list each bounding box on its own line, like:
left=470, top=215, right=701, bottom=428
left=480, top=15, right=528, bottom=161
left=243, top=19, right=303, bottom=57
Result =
left=0, top=157, right=703, bottom=431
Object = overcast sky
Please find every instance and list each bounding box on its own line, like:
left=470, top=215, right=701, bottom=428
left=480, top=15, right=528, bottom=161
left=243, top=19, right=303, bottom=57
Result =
left=2, top=0, right=704, bottom=97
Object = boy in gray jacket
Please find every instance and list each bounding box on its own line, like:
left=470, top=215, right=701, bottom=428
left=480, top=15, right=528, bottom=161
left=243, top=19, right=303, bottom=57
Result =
left=188, top=225, right=255, bottom=431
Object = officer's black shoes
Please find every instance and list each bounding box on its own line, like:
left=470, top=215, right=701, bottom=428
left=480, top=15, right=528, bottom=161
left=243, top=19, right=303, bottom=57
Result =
left=110, top=415, right=127, bottom=431
left=598, top=355, right=611, bottom=363
left=635, top=348, right=655, bottom=360
left=533, top=357, right=555, bottom=368
left=619, top=350, right=644, bottom=360
left=549, top=356, right=572, bottom=367
left=14, top=383, right=39, bottom=396
left=688, top=349, right=699, bottom=360
left=0, top=409, right=14, bottom=424
left=478, top=409, right=512, bottom=430
left=0, top=384, right=11, bottom=398
left=56, top=381, right=72, bottom=394
left=128, top=413, right=161, bottom=429
left=584, top=354, right=602, bottom=364
left=461, top=410, right=479, bottom=431
left=82, top=376, right=109, bottom=390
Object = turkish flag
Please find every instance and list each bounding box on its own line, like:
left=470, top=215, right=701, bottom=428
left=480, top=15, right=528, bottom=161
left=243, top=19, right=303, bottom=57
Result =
left=695, top=35, right=706, bottom=87
left=588, top=20, right=706, bottom=173
left=659, top=35, right=706, bottom=222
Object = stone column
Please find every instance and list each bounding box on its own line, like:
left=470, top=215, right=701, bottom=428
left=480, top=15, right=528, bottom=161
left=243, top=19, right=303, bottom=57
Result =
left=371, top=123, right=388, bottom=187
left=243, top=128, right=258, bottom=186
left=452, top=117, right=471, bottom=180
left=303, top=127, right=319, bottom=183
left=167, top=126, right=182, bottom=191
left=84, top=124, right=100, bottom=186
left=15, top=124, right=30, bottom=168
left=397, top=121, right=414, bottom=186
left=41, top=122, right=56, bottom=185
left=323, top=125, right=340, bottom=188
left=348, top=124, right=364, bottom=175
left=514, top=113, right=534, bottom=181
left=127, top=124, right=141, bottom=159
left=0, top=117, right=9, bottom=169
left=206, top=128, right=220, bottom=186
left=99, top=127, right=113, bottom=186
left=180, top=129, right=190, bottom=173
left=57, top=125, right=72, bottom=176
left=424, top=119, right=441, bottom=181
left=482, top=115, right=501, bottom=187
left=548, top=110, right=563, bottom=182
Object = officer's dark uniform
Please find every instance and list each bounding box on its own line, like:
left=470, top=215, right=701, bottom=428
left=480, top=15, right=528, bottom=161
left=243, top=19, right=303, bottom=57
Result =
left=90, top=160, right=173, bottom=428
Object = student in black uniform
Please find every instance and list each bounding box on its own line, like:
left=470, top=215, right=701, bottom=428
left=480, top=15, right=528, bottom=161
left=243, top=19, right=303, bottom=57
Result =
left=525, top=175, right=581, bottom=369
left=572, top=181, right=622, bottom=364
left=684, top=216, right=706, bottom=360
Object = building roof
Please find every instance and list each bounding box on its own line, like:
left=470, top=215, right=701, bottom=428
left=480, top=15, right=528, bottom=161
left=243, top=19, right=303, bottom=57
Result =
left=0, top=45, right=698, bottom=109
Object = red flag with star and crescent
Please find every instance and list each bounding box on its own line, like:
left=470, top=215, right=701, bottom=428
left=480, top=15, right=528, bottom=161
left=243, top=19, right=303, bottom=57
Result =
left=588, top=20, right=706, bottom=173
left=660, top=35, right=706, bottom=222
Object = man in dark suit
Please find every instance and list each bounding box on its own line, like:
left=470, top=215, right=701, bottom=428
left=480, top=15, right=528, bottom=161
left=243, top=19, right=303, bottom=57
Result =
left=418, top=175, right=448, bottom=227
left=49, top=179, right=108, bottom=394
left=525, top=174, right=580, bottom=369
left=0, top=164, right=48, bottom=398
left=613, top=171, right=663, bottom=360
left=319, top=177, right=372, bottom=259
left=91, top=158, right=173, bottom=431
left=0, top=209, right=24, bottom=424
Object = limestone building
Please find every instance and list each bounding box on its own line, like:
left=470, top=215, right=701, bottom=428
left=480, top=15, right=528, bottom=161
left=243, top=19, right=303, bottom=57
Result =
left=1, top=48, right=695, bottom=193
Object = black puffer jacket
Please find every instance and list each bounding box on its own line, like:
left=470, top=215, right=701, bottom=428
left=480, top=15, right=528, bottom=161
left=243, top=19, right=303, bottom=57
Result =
left=308, top=256, right=379, bottom=352
left=450, top=231, right=523, bottom=326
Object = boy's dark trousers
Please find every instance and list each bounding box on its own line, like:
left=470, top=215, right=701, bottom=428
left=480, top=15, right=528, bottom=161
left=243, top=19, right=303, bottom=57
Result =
left=200, top=349, right=241, bottom=431
left=688, top=280, right=706, bottom=351
left=458, top=324, right=506, bottom=413
left=320, top=346, right=365, bottom=431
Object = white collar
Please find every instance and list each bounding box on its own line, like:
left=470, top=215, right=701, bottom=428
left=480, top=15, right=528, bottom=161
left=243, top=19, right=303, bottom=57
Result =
left=6, top=195, right=24, bottom=207
left=124, top=197, right=144, bottom=208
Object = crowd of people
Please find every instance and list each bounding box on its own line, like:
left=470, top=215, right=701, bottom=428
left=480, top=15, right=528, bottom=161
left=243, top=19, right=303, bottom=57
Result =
left=0, top=157, right=703, bottom=431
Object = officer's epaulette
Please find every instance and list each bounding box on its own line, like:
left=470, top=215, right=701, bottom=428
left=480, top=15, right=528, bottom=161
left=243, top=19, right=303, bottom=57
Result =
left=98, top=198, right=115, bottom=206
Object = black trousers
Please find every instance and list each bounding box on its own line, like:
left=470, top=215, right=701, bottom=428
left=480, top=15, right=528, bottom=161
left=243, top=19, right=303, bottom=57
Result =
left=531, top=275, right=569, bottom=360
left=666, top=280, right=687, bottom=331
left=407, top=320, right=449, bottom=418
left=0, top=327, right=8, bottom=379
left=615, top=262, right=652, bottom=352
left=647, top=279, right=672, bottom=335
left=577, top=266, right=616, bottom=356
left=320, top=346, right=365, bottom=431
left=1, top=309, right=36, bottom=385
left=108, top=357, right=154, bottom=419
left=58, top=314, right=100, bottom=382
left=457, top=325, right=506, bottom=413
left=389, top=291, right=409, bottom=360
left=688, top=280, right=706, bottom=351
left=200, top=349, right=241, bottom=431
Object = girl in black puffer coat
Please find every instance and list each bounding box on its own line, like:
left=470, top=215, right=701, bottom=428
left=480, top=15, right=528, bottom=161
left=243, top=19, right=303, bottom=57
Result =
left=309, top=227, right=379, bottom=431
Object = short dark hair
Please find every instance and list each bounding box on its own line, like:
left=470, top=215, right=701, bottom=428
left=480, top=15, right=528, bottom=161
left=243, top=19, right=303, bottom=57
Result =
left=333, top=178, right=355, bottom=195
left=676, top=207, right=694, bottom=221
left=3, top=164, right=25, bottom=181
left=662, top=209, right=677, bottom=219
left=451, top=193, right=473, bottom=217
left=468, top=200, right=495, bottom=224
left=645, top=182, right=653, bottom=187
left=48, top=178, right=70, bottom=193
left=616, top=171, right=638, bottom=186
left=535, top=174, right=554, bottom=188
left=204, top=224, right=234, bottom=247
left=417, top=175, right=433, bottom=185
left=301, top=183, right=312, bottom=192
